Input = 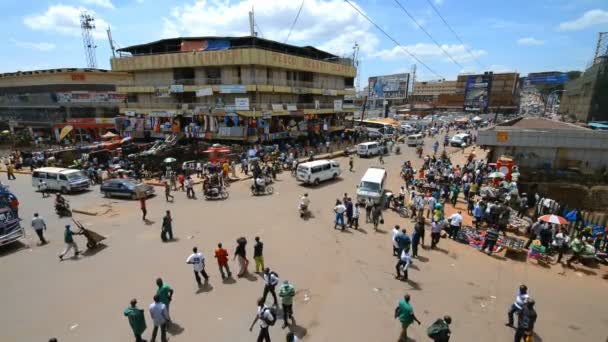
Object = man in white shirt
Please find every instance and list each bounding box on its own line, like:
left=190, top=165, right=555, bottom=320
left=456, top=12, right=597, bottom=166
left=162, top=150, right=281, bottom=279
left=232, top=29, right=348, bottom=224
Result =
left=392, top=225, right=400, bottom=256
left=431, top=220, right=443, bottom=248
left=395, top=249, right=412, bottom=280
left=262, top=267, right=279, bottom=306
left=249, top=297, right=274, bottom=342
left=38, top=179, right=48, bottom=198
left=334, top=200, right=346, bottom=230
left=506, top=285, right=530, bottom=327
left=185, top=176, right=195, bottom=199
left=31, top=213, right=47, bottom=244
left=149, top=294, right=169, bottom=342
left=448, top=211, right=463, bottom=239
left=186, top=247, right=209, bottom=286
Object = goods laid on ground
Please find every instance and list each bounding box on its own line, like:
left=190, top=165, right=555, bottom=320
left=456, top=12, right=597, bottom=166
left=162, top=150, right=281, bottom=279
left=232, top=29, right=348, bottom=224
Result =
left=454, top=226, right=503, bottom=253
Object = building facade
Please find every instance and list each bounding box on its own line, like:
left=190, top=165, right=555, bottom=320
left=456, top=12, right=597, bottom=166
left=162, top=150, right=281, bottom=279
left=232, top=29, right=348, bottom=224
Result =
left=111, top=36, right=356, bottom=142
left=411, top=80, right=456, bottom=103
left=0, top=68, right=131, bottom=141
left=456, top=72, right=519, bottom=113
left=559, top=57, right=608, bottom=122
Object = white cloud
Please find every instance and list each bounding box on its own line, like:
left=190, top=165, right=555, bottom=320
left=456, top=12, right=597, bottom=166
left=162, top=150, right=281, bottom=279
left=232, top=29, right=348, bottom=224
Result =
left=517, top=37, right=545, bottom=46
left=161, top=0, right=379, bottom=57
left=558, top=9, right=608, bottom=31
left=23, top=5, right=110, bottom=40
left=11, top=39, right=56, bottom=51
left=434, top=0, right=444, bottom=5
left=81, top=0, right=115, bottom=9
left=371, top=43, right=486, bottom=64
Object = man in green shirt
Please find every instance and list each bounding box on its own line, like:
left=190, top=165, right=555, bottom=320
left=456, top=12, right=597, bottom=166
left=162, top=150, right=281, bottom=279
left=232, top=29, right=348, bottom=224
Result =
left=279, top=280, right=296, bottom=328
left=156, top=278, right=174, bottom=321
left=394, top=294, right=421, bottom=342
left=124, top=298, right=147, bottom=342
left=59, top=225, right=81, bottom=261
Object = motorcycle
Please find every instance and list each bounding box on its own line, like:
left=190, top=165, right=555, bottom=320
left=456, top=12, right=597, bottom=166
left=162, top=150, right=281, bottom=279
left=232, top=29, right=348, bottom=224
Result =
left=55, top=202, right=72, bottom=217
left=204, top=186, right=229, bottom=200
left=299, top=204, right=310, bottom=218
left=251, top=184, right=274, bottom=196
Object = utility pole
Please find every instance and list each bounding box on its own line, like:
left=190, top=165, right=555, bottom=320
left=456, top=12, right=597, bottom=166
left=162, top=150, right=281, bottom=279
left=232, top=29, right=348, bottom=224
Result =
left=80, top=13, right=97, bottom=68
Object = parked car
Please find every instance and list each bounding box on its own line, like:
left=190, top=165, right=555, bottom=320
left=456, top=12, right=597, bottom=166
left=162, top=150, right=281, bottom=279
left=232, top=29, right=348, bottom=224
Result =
left=100, top=179, right=155, bottom=199
left=450, top=133, right=471, bottom=147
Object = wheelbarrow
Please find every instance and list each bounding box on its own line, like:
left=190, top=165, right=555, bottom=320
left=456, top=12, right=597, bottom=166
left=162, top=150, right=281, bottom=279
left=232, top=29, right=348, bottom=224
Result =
left=72, top=219, right=106, bottom=249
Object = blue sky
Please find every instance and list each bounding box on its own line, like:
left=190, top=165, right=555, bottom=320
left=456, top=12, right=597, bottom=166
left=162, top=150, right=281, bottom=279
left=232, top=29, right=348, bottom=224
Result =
left=1, top=0, right=607, bottom=84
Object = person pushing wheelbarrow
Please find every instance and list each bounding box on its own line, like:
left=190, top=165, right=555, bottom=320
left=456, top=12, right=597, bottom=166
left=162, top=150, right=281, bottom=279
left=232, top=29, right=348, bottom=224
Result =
left=72, top=218, right=106, bottom=249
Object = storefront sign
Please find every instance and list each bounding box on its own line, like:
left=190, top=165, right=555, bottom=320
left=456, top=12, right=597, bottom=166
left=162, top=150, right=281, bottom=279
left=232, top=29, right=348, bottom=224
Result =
left=71, top=73, right=86, bottom=81
left=125, top=111, right=136, bottom=116
left=262, top=112, right=272, bottom=119
left=95, top=118, right=116, bottom=124
left=196, top=87, right=213, bottom=97
left=219, top=85, right=247, bottom=94
left=169, top=84, right=184, bottom=93
left=333, top=100, right=343, bottom=111
left=323, top=89, right=338, bottom=96
left=154, top=87, right=171, bottom=98
left=314, top=100, right=320, bottom=109
left=272, top=104, right=284, bottom=111
left=235, top=98, right=250, bottom=110
left=496, top=131, right=508, bottom=143
left=287, top=104, right=298, bottom=111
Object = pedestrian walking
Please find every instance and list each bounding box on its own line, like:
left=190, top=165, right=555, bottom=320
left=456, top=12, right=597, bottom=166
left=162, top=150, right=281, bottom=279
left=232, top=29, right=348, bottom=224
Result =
left=140, top=196, right=147, bottom=221
left=254, top=236, right=265, bottom=273
left=427, top=315, right=452, bottom=342
left=394, top=294, right=421, bottom=342
left=348, top=156, right=354, bottom=172
left=379, top=154, right=384, bottom=164
left=371, top=203, right=383, bottom=231
left=185, top=176, right=195, bottom=199
left=414, top=217, right=425, bottom=246
left=249, top=297, right=275, bottom=342
left=164, top=182, right=174, bottom=202
left=278, top=280, right=296, bottom=328
left=7, top=163, right=16, bottom=180
left=59, top=224, right=80, bottom=260
left=552, top=228, right=570, bottom=263
left=411, top=228, right=420, bottom=258
left=447, top=211, right=463, bottom=239
left=481, top=225, right=499, bottom=255
left=345, top=198, right=353, bottom=227
left=124, top=299, right=147, bottom=342
left=155, top=278, right=173, bottom=321
left=31, top=213, right=47, bottom=245
left=333, top=200, right=346, bottom=230
left=186, top=247, right=209, bottom=286
left=506, top=285, right=529, bottom=327
left=514, top=299, right=537, bottom=342
left=395, top=249, right=412, bottom=280
left=214, top=243, right=232, bottom=279
left=431, top=220, right=442, bottom=249
left=178, top=174, right=185, bottom=191
left=262, top=268, right=279, bottom=306
left=38, top=179, right=48, bottom=198
left=392, top=225, right=400, bottom=256
left=149, top=294, right=169, bottom=342
left=234, top=237, right=249, bottom=277
left=161, top=211, right=173, bottom=242
left=365, top=198, right=373, bottom=223
left=352, top=202, right=360, bottom=229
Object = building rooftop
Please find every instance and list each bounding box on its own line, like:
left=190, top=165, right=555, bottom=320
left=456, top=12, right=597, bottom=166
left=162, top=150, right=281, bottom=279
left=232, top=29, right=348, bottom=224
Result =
left=117, top=36, right=348, bottom=64
left=0, top=68, right=113, bottom=79
left=495, top=117, right=589, bottom=131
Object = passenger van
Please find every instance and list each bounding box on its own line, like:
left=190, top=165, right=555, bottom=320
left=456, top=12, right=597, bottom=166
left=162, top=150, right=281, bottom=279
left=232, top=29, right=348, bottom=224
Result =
left=296, top=159, right=341, bottom=185
left=407, top=134, right=424, bottom=147
left=356, top=167, right=387, bottom=204
left=357, top=141, right=381, bottom=157
left=32, top=167, right=90, bottom=194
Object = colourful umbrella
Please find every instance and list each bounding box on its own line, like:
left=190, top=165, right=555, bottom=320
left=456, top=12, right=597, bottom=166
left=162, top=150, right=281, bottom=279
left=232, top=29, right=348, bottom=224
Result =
left=538, top=214, right=568, bottom=225
left=488, top=171, right=505, bottom=178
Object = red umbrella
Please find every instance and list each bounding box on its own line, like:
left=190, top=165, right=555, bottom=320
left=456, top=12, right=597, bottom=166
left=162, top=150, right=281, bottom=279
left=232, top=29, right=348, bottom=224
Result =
left=538, top=214, right=568, bottom=225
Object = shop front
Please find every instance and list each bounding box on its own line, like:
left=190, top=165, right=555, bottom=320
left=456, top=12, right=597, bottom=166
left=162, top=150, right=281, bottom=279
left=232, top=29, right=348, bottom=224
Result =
left=53, top=118, right=117, bottom=143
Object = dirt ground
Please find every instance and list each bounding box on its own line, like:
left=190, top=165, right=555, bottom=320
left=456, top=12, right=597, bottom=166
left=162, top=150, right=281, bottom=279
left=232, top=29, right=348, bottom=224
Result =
left=1, top=137, right=607, bottom=342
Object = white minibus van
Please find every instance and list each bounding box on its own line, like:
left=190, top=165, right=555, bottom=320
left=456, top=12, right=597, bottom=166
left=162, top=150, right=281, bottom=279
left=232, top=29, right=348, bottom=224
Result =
left=32, top=167, right=90, bottom=193
left=296, top=160, right=341, bottom=185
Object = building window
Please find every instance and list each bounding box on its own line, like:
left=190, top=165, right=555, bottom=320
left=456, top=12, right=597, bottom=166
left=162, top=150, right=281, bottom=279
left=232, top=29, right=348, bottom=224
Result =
left=206, top=67, right=221, bottom=84
left=345, top=77, right=354, bottom=87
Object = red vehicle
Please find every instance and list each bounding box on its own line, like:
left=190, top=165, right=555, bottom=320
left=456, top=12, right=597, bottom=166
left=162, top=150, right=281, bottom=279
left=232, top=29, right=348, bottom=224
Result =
left=202, top=145, right=232, bottom=164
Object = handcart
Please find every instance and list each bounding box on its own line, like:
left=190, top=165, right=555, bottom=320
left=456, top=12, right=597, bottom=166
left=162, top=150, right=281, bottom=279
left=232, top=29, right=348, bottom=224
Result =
left=72, top=219, right=106, bottom=249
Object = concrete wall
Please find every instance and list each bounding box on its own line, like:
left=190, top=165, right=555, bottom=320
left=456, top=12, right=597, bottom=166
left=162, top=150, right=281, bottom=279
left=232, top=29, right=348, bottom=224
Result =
left=133, top=70, right=173, bottom=86
left=0, top=70, right=132, bottom=88
left=478, top=128, right=608, bottom=150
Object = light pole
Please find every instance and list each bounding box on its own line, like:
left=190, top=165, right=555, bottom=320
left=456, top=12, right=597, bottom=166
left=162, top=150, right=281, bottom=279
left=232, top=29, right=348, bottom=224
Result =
left=543, top=89, right=566, bottom=117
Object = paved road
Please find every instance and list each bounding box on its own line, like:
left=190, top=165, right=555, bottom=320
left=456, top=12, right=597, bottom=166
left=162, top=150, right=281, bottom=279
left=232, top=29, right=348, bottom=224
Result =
left=0, top=135, right=606, bottom=342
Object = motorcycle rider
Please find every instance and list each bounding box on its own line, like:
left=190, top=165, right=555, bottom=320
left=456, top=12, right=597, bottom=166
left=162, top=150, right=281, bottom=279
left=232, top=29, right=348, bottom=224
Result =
left=254, top=176, right=266, bottom=194
left=299, top=193, right=310, bottom=213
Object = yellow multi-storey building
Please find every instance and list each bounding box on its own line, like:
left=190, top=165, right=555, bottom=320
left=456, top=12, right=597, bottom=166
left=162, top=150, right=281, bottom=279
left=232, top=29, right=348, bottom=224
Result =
left=111, top=36, right=357, bottom=141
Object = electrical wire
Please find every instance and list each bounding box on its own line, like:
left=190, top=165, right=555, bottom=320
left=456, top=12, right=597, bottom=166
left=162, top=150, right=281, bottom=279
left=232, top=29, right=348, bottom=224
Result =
left=343, top=0, right=444, bottom=79
left=284, top=0, right=305, bottom=44
left=393, top=0, right=464, bottom=69
left=423, top=0, right=484, bottom=68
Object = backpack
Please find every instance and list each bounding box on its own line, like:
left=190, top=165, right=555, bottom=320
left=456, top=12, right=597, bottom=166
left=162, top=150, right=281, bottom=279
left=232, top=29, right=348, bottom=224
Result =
left=261, top=307, right=277, bottom=326
left=427, top=319, right=449, bottom=338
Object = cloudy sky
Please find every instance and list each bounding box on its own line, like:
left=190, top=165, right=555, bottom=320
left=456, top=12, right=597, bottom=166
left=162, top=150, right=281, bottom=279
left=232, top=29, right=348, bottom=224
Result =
left=2, top=0, right=607, bottom=84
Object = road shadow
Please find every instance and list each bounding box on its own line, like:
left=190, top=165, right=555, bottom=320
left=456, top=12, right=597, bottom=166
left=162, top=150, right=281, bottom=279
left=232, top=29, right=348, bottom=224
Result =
left=504, top=250, right=527, bottom=262
left=406, top=279, right=422, bottom=290
left=416, top=255, right=429, bottom=263
left=431, top=246, right=449, bottom=254
left=241, top=272, right=258, bottom=282
left=144, top=219, right=156, bottom=226
left=301, top=177, right=342, bottom=189
left=354, top=227, right=368, bottom=234
left=222, top=277, right=237, bottom=285
left=373, top=228, right=388, bottom=234
left=167, top=321, right=185, bottom=336
left=334, top=227, right=353, bottom=234
left=409, top=264, right=420, bottom=271
left=288, top=323, right=308, bottom=339
left=0, top=241, right=29, bottom=257
left=164, top=238, right=181, bottom=243
left=489, top=253, right=508, bottom=261
left=533, top=332, right=543, bottom=342
left=82, top=243, right=108, bottom=257
left=196, top=282, right=213, bottom=294
left=567, top=265, right=597, bottom=276
left=301, top=212, right=315, bottom=221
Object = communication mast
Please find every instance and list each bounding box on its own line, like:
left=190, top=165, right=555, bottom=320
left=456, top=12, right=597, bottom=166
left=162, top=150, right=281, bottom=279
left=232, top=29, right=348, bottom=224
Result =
left=593, top=32, right=608, bottom=65
left=106, top=27, right=116, bottom=58
left=409, top=64, right=417, bottom=100
left=352, top=42, right=360, bottom=90
left=80, top=13, right=97, bottom=68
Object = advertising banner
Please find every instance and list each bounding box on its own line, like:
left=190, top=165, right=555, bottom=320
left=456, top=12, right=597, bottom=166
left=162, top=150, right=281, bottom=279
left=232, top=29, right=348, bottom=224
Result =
left=333, top=100, right=343, bottom=111
left=219, top=85, right=247, bottom=94
left=464, top=75, right=491, bottom=112
left=272, top=104, right=284, bottom=111
left=196, top=87, right=213, bottom=97
left=235, top=98, right=250, bottom=110
left=154, top=87, right=171, bottom=98
left=169, top=84, right=184, bottom=93
left=368, top=73, right=410, bottom=99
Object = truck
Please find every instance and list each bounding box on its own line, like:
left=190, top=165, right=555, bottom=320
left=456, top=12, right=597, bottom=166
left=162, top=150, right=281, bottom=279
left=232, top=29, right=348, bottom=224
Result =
left=0, top=185, right=24, bottom=246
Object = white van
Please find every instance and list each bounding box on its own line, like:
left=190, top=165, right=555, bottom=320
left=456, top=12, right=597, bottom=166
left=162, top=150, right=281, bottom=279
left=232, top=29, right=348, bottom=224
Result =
left=407, top=134, right=424, bottom=147
left=296, top=160, right=341, bottom=185
left=32, top=167, right=90, bottom=193
left=356, top=167, right=387, bottom=204
left=357, top=141, right=381, bottom=157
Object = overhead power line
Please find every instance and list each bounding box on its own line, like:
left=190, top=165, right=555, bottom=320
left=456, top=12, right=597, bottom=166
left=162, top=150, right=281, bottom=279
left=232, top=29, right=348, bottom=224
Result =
left=285, top=0, right=305, bottom=44
left=392, top=0, right=464, bottom=69
left=423, top=0, right=484, bottom=68
left=343, top=0, right=444, bottom=79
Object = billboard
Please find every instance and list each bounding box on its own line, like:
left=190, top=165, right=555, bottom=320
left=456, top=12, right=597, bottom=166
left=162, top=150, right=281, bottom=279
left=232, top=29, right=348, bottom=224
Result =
left=523, top=73, right=568, bottom=87
left=368, top=73, right=410, bottom=99
left=464, top=75, right=491, bottom=112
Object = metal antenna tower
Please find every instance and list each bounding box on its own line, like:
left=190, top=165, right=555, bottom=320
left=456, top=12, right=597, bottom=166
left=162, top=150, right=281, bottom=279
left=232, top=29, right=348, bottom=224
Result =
left=80, top=13, right=97, bottom=68
left=106, top=26, right=116, bottom=58
left=409, top=64, right=417, bottom=99
left=352, top=42, right=360, bottom=90
left=593, top=32, right=608, bottom=65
